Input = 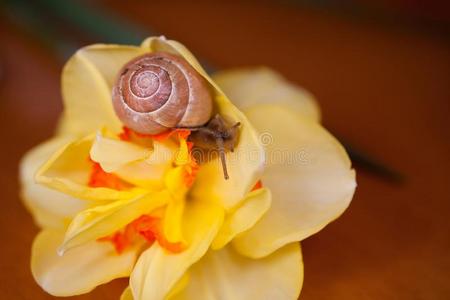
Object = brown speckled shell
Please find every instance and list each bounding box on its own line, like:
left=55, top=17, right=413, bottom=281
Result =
left=112, top=52, right=212, bottom=134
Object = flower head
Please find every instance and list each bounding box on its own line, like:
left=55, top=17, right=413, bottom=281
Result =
left=20, top=37, right=356, bottom=299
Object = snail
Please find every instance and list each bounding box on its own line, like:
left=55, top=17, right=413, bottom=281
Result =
left=112, top=52, right=240, bottom=180
left=189, top=114, right=240, bottom=180
left=112, top=52, right=213, bottom=135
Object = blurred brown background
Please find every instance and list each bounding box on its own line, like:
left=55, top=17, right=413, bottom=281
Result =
left=0, top=0, right=449, bottom=299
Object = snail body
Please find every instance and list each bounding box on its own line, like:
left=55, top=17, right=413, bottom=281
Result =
left=112, top=52, right=213, bottom=134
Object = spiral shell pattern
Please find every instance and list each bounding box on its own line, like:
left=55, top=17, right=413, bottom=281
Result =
left=112, top=52, right=213, bottom=134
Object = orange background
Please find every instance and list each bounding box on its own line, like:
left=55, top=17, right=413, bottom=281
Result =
left=0, top=1, right=449, bottom=299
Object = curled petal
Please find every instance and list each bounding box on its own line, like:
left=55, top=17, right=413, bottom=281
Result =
left=21, top=182, right=89, bottom=230
left=58, top=45, right=147, bottom=136
left=212, top=188, right=271, bottom=250
left=90, top=129, right=178, bottom=189
left=20, top=137, right=90, bottom=228
left=120, top=286, right=133, bottom=300
left=130, top=200, right=224, bottom=300
left=189, top=100, right=265, bottom=209
left=173, top=243, right=303, bottom=300
left=90, top=130, right=152, bottom=172
left=60, top=190, right=170, bottom=253
left=234, top=105, right=356, bottom=258
left=36, top=135, right=146, bottom=201
left=32, top=229, right=137, bottom=296
left=212, top=67, right=320, bottom=122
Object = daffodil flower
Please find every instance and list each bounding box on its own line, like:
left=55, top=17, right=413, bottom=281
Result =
left=20, top=37, right=356, bottom=300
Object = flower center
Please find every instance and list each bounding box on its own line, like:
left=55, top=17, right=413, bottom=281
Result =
left=88, top=128, right=200, bottom=254
left=98, top=214, right=185, bottom=254
left=88, top=160, right=131, bottom=190
left=118, top=126, right=199, bottom=187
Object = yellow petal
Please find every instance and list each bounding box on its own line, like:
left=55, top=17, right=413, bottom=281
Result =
left=91, top=128, right=178, bottom=189
left=173, top=243, right=303, bottom=300
left=36, top=135, right=146, bottom=201
left=20, top=137, right=90, bottom=228
left=58, top=44, right=147, bottom=137
left=21, top=138, right=71, bottom=186
left=212, top=67, right=321, bottom=122
left=174, top=137, right=190, bottom=166
left=141, top=38, right=206, bottom=78
left=122, top=272, right=190, bottom=300
left=234, top=105, right=356, bottom=258
left=115, top=140, right=177, bottom=189
left=211, top=188, right=271, bottom=250
left=190, top=106, right=265, bottom=209
left=141, top=37, right=266, bottom=210
left=90, top=130, right=152, bottom=172
left=21, top=181, right=90, bottom=230
left=32, top=229, right=137, bottom=296
left=163, top=194, right=185, bottom=244
left=121, top=286, right=134, bottom=300
left=130, top=200, right=224, bottom=300
left=162, top=166, right=190, bottom=244
left=166, top=272, right=190, bottom=300
left=60, top=190, right=171, bottom=253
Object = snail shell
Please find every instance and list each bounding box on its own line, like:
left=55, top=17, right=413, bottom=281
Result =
left=112, top=52, right=213, bottom=134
